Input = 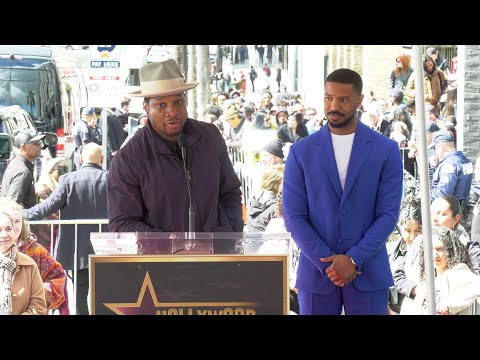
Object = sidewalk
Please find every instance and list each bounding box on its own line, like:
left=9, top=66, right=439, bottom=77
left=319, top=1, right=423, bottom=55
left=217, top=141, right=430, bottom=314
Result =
left=211, top=62, right=288, bottom=104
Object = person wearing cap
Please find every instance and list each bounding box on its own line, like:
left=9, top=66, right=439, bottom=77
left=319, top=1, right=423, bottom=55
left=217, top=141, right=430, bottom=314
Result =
left=224, top=105, right=253, bottom=150
left=430, top=131, right=474, bottom=222
left=1, top=129, right=46, bottom=208
left=72, top=107, right=94, bottom=170
left=282, top=68, right=403, bottom=315
left=275, top=107, right=288, bottom=126
left=426, top=47, right=449, bottom=73
left=107, top=59, right=243, bottom=234
left=261, top=138, right=285, bottom=166
left=386, top=88, right=411, bottom=125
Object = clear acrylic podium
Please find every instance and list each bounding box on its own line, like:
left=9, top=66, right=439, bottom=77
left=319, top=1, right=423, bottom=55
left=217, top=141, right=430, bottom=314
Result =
left=89, top=232, right=292, bottom=315
left=90, top=231, right=292, bottom=256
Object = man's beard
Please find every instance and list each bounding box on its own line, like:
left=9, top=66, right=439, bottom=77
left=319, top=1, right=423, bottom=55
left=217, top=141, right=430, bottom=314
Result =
left=327, top=111, right=356, bottom=128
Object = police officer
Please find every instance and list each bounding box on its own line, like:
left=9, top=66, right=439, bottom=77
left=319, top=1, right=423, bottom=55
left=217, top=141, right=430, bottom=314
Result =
left=430, top=130, right=474, bottom=220
left=72, top=107, right=94, bottom=170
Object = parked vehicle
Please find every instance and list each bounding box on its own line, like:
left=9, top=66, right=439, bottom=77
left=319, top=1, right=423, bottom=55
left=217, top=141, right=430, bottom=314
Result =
left=0, top=105, right=58, bottom=183
left=0, top=45, right=87, bottom=170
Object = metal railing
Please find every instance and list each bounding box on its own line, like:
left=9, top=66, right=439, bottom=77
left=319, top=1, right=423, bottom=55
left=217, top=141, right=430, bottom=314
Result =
left=28, top=219, right=109, bottom=315
left=228, top=147, right=254, bottom=217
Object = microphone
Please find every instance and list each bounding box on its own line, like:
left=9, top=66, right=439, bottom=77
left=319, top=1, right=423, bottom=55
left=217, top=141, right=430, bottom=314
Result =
left=178, top=133, right=196, bottom=244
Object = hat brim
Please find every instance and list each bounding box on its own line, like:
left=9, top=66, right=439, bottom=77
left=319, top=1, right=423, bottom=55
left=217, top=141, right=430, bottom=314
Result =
left=30, top=134, right=46, bottom=142
left=128, top=82, right=199, bottom=98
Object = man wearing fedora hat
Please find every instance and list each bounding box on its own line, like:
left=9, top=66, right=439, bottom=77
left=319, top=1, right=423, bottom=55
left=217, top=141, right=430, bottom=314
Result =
left=107, top=59, right=244, bottom=234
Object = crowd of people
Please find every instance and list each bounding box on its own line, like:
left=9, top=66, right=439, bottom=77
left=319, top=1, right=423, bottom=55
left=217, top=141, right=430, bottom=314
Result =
left=0, top=48, right=478, bottom=315
left=199, top=47, right=479, bottom=315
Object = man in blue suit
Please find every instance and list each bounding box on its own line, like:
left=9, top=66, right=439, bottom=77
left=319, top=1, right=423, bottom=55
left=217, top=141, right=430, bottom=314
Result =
left=283, top=69, right=403, bottom=315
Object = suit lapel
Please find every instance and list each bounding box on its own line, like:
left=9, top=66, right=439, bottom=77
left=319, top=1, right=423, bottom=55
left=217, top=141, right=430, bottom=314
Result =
left=317, top=126, right=342, bottom=199
left=342, top=121, right=372, bottom=203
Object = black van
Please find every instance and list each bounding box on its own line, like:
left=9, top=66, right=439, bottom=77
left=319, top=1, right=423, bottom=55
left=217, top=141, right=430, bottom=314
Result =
left=0, top=45, right=87, bottom=168
left=0, top=46, right=61, bottom=133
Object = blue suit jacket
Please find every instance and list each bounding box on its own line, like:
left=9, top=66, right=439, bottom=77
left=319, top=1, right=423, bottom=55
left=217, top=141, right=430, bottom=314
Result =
left=283, top=121, right=403, bottom=294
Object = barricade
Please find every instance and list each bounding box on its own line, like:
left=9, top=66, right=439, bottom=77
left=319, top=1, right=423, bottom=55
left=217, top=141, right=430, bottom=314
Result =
left=28, top=219, right=109, bottom=315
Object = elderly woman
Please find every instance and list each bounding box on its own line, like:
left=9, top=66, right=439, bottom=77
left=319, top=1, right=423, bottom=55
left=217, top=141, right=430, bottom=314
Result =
left=0, top=197, right=66, bottom=311
left=0, top=210, right=47, bottom=315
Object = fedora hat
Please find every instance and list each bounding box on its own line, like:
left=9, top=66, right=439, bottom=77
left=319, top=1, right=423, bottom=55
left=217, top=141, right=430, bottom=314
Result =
left=129, top=59, right=199, bottom=98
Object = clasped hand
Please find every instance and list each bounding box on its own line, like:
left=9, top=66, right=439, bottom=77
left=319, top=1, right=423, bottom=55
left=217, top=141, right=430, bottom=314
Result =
left=321, top=254, right=361, bottom=287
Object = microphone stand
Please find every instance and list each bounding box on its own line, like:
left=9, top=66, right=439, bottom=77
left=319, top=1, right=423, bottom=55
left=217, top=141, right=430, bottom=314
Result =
left=178, top=134, right=196, bottom=249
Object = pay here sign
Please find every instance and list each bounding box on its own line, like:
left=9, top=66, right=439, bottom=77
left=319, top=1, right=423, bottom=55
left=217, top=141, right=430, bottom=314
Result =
left=87, top=45, right=123, bottom=107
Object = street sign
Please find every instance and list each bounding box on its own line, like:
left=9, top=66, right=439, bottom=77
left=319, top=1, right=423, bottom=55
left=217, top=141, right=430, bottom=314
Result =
left=90, top=45, right=121, bottom=68
left=87, top=45, right=123, bottom=107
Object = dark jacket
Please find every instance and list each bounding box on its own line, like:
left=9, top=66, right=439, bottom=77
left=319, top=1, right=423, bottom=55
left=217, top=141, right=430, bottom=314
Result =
left=104, top=109, right=127, bottom=168
left=377, top=118, right=391, bottom=138
left=277, top=123, right=309, bottom=144
left=72, top=119, right=92, bottom=151
left=431, top=150, right=473, bottom=203
left=1, top=154, right=36, bottom=208
left=107, top=119, right=243, bottom=233
left=25, top=164, right=109, bottom=270
left=246, top=189, right=276, bottom=232
left=389, top=67, right=413, bottom=91
left=114, top=108, right=129, bottom=128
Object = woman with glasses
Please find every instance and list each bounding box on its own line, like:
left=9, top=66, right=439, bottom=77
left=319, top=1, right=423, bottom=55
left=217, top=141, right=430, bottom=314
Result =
left=389, top=55, right=414, bottom=92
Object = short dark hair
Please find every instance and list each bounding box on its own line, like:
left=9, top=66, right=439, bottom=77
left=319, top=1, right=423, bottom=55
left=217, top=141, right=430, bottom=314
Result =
left=121, top=96, right=131, bottom=107
left=325, top=68, right=363, bottom=94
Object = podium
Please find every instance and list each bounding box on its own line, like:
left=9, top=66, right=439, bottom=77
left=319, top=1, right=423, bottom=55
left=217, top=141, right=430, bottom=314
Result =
left=89, top=232, right=292, bottom=315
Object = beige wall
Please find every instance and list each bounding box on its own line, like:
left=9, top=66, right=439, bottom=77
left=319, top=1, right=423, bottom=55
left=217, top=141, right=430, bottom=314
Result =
left=362, top=45, right=408, bottom=102
left=325, top=45, right=408, bottom=101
